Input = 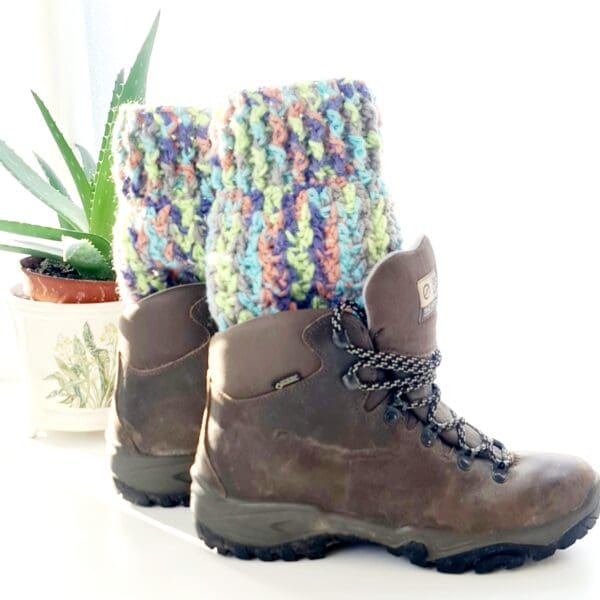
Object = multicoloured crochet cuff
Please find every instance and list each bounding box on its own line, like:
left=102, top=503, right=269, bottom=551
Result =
left=206, top=79, right=402, bottom=330
left=112, top=104, right=213, bottom=302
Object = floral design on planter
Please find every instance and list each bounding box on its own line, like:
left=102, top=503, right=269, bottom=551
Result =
left=44, top=322, right=118, bottom=409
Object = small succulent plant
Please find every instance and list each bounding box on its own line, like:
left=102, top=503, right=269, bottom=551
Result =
left=0, top=13, right=160, bottom=280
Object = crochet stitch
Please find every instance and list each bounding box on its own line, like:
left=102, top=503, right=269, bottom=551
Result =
left=206, top=79, right=402, bottom=330
left=112, top=105, right=213, bottom=302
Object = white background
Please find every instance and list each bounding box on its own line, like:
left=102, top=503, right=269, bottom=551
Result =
left=0, top=1, right=599, bottom=598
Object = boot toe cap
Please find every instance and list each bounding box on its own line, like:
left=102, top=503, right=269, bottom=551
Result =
left=509, top=451, right=599, bottom=527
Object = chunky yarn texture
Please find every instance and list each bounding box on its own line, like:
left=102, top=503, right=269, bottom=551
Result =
left=112, top=105, right=213, bottom=302
left=206, top=79, right=402, bottom=330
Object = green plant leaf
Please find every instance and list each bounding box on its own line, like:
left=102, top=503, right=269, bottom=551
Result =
left=120, top=11, right=160, bottom=104
left=75, top=144, right=96, bottom=181
left=90, top=11, right=160, bottom=241
left=88, top=69, right=124, bottom=241
left=0, top=220, right=111, bottom=260
left=62, top=236, right=114, bottom=280
left=33, top=153, right=69, bottom=196
left=34, top=153, right=72, bottom=229
left=0, top=240, right=62, bottom=260
left=0, top=139, right=87, bottom=230
left=31, top=91, right=93, bottom=223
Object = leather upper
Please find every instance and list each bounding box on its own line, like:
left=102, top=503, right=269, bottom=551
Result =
left=200, top=307, right=597, bottom=535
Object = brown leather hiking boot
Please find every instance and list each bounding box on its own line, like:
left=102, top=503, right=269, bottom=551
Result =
left=107, top=283, right=214, bottom=507
left=191, top=236, right=599, bottom=572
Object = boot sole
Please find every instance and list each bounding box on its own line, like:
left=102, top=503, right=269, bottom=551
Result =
left=191, top=477, right=600, bottom=573
left=113, top=478, right=191, bottom=508
left=110, top=445, right=194, bottom=507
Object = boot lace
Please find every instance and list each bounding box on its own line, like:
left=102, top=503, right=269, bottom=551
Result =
left=331, top=301, right=513, bottom=483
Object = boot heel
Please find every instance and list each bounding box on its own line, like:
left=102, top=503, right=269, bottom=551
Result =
left=191, top=478, right=335, bottom=560
left=110, top=444, right=193, bottom=507
left=113, top=477, right=190, bottom=508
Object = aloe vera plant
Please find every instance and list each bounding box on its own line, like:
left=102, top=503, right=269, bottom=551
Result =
left=0, top=13, right=160, bottom=281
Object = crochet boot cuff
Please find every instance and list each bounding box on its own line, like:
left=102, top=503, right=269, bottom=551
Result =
left=206, top=79, right=401, bottom=330
left=112, top=105, right=213, bottom=302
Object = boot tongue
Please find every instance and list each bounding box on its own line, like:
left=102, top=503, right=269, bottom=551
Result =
left=363, top=236, right=483, bottom=449
left=364, top=235, right=437, bottom=357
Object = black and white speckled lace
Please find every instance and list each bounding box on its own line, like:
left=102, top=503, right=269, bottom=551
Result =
left=331, top=301, right=513, bottom=482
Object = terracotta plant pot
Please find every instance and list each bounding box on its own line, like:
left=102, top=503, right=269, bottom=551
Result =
left=20, top=256, right=119, bottom=303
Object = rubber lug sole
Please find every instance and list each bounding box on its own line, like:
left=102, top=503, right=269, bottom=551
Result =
left=110, top=447, right=194, bottom=508
left=195, top=509, right=598, bottom=573
left=113, top=477, right=190, bottom=508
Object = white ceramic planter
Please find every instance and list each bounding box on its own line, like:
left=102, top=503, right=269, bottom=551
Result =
left=8, top=285, right=122, bottom=435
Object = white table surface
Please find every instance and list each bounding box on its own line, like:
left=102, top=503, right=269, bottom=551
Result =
left=1, top=379, right=598, bottom=600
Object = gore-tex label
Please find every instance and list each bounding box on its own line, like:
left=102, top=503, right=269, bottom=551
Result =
left=417, top=270, right=438, bottom=323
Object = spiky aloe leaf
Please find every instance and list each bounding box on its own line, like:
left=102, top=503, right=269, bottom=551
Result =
left=31, top=92, right=93, bottom=223
left=90, top=11, right=160, bottom=241
left=0, top=139, right=86, bottom=230
left=0, top=220, right=111, bottom=260
left=62, top=237, right=113, bottom=280
left=33, top=153, right=71, bottom=229
left=33, top=153, right=69, bottom=196
left=120, top=11, right=160, bottom=103
left=87, top=69, right=124, bottom=241
left=0, top=239, right=62, bottom=260
left=75, top=144, right=96, bottom=182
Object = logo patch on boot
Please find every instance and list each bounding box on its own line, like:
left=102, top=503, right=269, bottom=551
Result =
left=417, top=270, right=438, bottom=323
left=273, top=373, right=302, bottom=390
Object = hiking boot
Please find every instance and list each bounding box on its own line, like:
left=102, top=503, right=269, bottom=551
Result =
left=190, top=236, right=599, bottom=572
left=108, top=283, right=214, bottom=507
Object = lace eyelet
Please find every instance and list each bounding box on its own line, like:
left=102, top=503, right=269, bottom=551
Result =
left=383, top=405, right=402, bottom=425
left=421, top=423, right=440, bottom=448
left=330, top=303, right=512, bottom=478
left=457, top=448, right=474, bottom=471
left=493, top=438, right=506, bottom=451
left=332, top=327, right=351, bottom=349
left=492, top=461, right=509, bottom=484
left=342, top=371, right=361, bottom=390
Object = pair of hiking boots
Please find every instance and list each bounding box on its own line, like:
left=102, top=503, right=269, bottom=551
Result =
left=107, top=235, right=599, bottom=573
